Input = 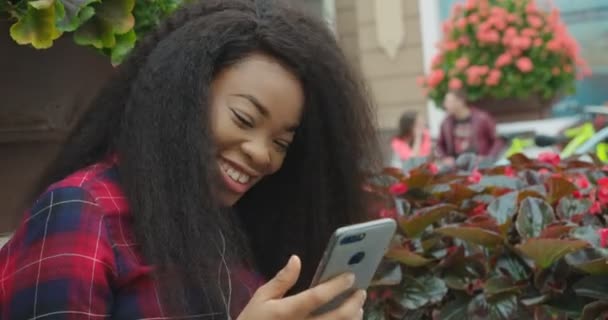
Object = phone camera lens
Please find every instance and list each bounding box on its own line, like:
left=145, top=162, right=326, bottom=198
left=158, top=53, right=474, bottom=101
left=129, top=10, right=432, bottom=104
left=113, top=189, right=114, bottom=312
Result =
left=348, top=251, right=365, bottom=265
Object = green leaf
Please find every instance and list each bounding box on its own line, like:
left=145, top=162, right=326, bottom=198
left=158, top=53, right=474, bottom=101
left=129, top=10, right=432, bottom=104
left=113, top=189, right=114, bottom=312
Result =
left=565, top=247, right=608, bottom=275
left=547, top=177, right=577, bottom=204
left=56, top=0, right=99, bottom=31
left=516, top=197, right=555, bottom=239
left=516, top=238, right=588, bottom=269
left=573, top=276, right=608, bottom=300
left=495, top=255, right=530, bottom=281
left=558, top=197, right=592, bottom=220
left=399, top=204, right=456, bottom=238
left=484, top=276, right=524, bottom=300
left=10, top=0, right=64, bottom=49
left=488, top=191, right=518, bottom=225
left=478, top=176, right=522, bottom=190
left=110, top=28, right=136, bottom=64
left=467, top=293, right=520, bottom=320
left=581, top=301, right=608, bottom=320
left=571, top=225, right=603, bottom=247
left=398, top=275, right=448, bottom=310
left=439, top=295, right=471, bottom=320
left=436, top=226, right=505, bottom=247
left=74, top=0, right=135, bottom=49
left=385, top=247, right=434, bottom=267
left=364, top=305, right=387, bottom=320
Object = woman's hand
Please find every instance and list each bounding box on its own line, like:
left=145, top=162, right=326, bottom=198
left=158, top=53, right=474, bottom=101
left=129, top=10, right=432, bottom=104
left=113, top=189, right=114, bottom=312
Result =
left=237, top=255, right=366, bottom=320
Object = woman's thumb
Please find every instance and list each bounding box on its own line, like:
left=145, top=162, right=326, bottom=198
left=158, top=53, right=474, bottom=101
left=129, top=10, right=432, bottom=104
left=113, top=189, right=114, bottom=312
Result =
left=255, top=255, right=301, bottom=300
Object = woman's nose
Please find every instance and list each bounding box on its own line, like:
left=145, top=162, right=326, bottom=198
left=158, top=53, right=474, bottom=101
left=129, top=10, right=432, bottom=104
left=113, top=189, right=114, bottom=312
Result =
left=241, top=139, right=272, bottom=173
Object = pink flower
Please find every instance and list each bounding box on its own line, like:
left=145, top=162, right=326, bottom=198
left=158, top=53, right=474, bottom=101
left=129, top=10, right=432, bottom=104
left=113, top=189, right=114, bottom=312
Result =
left=485, top=69, right=502, bottom=86
left=389, top=182, right=408, bottom=196
left=598, top=228, right=608, bottom=247
left=456, top=57, right=470, bottom=69
left=538, top=152, right=560, bottom=166
left=505, top=27, right=518, bottom=38
left=449, top=78, right=463, bottom=90
left=522, top=28, right=538, bottom=38
left=504, top=166, right=515, bottom=177
left=596, top=178, right=608, bottom=205
left=427, top=69, right=445, bottom=88
left=590, top=201, right=602, bottom=215
left=576, top=175, right=591, bottom=189
left=534, top=38, right=543, bottom=47
left=527, top=15, right=543, bottom=29
left=471, top=203, right=487, bottom=216
left=526, top=1, right=538, bottom=14
left=552, top=67, right=561, bottom=75
left=564, top=65, right=573, bottom=73
left=459, top=36, right=471, bottom=46
left=457, top=18, right=468, bottom=29
left=468, top=169, right=483, bottom=184
left=495, top=53, right=512, bottom=68
left=573, top=190, right=583, bottom=199
left=468, top=14, right=480, bottom=24
left=443, top=41, right=459, bottom=51
left=477, top=30, right=500, bottom=44
left=513, top=36, right=532, bottom=50
left=516, top=57, right=534, bottom=73
left=547, top=39, right=561, bottom=52
left=428, top=163, right=439, bottom=174
left=431, top=53, right=444, bottom=67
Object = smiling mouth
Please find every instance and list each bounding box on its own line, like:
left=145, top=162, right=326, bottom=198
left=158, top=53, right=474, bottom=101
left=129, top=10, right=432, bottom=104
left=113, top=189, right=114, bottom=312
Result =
left=219, top=158, right=252, bottom=184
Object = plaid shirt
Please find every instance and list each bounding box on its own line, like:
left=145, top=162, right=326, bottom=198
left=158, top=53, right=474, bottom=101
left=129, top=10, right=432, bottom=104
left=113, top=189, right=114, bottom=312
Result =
left=1, top=159, right=263, bottom=319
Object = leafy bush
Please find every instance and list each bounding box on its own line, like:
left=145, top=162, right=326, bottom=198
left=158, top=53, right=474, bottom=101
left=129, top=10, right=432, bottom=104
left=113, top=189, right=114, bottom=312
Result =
left=1, top=0, right=189, bottom=64
left=365, top=153, right=608, bottom=320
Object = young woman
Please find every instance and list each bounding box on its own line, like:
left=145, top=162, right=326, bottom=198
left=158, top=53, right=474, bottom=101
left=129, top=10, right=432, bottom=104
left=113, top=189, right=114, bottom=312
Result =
left=390, top=111, right=432, bottom=168
left=0, top=0, right=380, bottom=319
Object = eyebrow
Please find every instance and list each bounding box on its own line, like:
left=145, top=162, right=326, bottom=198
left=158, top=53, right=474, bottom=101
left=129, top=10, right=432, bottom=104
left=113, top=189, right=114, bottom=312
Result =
left=232, top=94, right=299, bottom=132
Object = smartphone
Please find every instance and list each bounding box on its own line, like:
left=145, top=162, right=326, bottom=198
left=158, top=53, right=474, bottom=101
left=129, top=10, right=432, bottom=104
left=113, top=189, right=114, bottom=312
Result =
left=310, top=218, right=397, bottom=314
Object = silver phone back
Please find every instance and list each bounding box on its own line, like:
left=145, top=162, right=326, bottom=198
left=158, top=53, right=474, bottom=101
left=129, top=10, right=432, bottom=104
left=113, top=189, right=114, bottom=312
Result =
left=310, top=218, right=397, bottom=314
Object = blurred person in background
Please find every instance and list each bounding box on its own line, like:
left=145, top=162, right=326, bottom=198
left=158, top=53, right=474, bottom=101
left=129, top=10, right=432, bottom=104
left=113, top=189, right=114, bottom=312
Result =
left=390, top=111, right=432, bottom=168
left=437, top=90, right=503, bottom=165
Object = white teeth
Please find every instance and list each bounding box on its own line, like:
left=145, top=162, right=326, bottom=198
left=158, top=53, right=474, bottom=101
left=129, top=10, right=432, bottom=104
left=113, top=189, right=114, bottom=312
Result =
left=220, top=159, right=251, bottom=184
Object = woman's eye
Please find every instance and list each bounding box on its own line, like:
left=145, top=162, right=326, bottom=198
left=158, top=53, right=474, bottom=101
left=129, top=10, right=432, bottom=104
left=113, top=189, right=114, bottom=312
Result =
left=231, top=109, right=254, bottom=128
left=274, top=140, right=290, bottom=153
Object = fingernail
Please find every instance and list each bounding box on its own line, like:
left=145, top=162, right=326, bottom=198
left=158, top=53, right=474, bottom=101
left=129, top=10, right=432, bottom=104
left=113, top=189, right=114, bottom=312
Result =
left=361, top=290, right=367, bottom=301
left=345, top=273, right=355, bottom=286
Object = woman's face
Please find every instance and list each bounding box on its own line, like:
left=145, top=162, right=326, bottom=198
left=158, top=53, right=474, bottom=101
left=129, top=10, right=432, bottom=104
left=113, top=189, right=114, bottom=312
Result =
left=210, top=53, right=304, bottom=206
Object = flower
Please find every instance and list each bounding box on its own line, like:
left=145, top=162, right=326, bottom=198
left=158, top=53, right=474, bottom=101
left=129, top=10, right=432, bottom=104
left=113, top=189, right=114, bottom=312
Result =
left=468, top=169, right=483, bottom=184
left=504, top=166, right=515, bottom=177
left=516, top=57, right=533, bottom=73
left=596, top=178, right=608, bottom=204
left=598, top=228, right=608, bottom=247
left=456, top=57, right=470, bottom=69
left=590, top=201, right=602, bottom=215
left=538, top=152, right=560, bottom=166
left=575, top=175, right=591, bottom=189
left=389, top=182, right=408, bottom=196
left=495, top=53, right=512, bottom=68
left=428, top=163, right=439, bottom=174
left=471, top=203, right=487, bottom=216
left=427, top=69, right=445, bottom=88
left=486, top=69, right=502, bottom=86
left=449, top=78, right=463, bottom=90
left=420, top=0, right=588, bottom=108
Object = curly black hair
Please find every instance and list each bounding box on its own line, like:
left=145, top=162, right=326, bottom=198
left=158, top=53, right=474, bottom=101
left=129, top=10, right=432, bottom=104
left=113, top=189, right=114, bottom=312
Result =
left=33, top=0, right=381, bottom=316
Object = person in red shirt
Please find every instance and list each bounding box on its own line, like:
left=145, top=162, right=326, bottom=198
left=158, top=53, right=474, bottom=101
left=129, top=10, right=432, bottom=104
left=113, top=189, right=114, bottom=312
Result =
left=0, top=1, right=379, bottom=319
left=437, top=90, right=504, bottom=165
